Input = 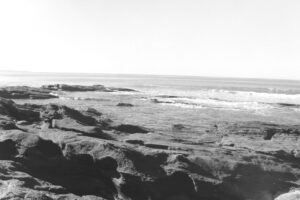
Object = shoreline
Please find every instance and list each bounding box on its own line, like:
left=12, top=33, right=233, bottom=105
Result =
left=0, top=84, right=300, bottom=200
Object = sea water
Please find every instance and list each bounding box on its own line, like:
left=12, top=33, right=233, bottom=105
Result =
left=1, top=71, right=300, bottom=134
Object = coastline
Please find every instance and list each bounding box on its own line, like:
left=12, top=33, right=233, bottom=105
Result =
left=0, top=84, right=300, bottom=200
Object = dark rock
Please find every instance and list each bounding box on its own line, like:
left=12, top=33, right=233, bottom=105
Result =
left=263, top=128, right=278, bottom=140
left=86, top=107, right=103, bottom=117
left=40, top=104, right=97, bottom=126
left=108, top=87, right=137, bottom=92
left=0, top=120, right=18, bottom=130
left=42, top=84, right=106, bottom=92
left=0, top=86, right=58, bottom=99
left=125, top=139, right=144, bottom=145
left=117, top=103, right=134, bottom=107
left=151, top=98, right=173, bottom=104
left=114, top=124, right=149, bottom=134
left=42, top=84, right=137, bottom=92
left=66, top=153, right=94, bottom=167
left=0, top=139, right=16, bottom=159
left=172, top=124, right=186, bottom=131
left=148, top=171, right=197, bottom=200
left=156, top=95, right=179, bottom=98
left=144, top=143, right=169, bottom=150
left=95, top=156, right=118, bottom=171
left=0, top=97, right=40, bottom=122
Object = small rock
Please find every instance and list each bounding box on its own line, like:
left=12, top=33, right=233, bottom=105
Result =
left=115, top=124, right=149, bottom=134
left=172, top=124, right=186, bottom=131
left=124, top=140, right=144, bottom=145
left=117, top=103, right=134, bottom=107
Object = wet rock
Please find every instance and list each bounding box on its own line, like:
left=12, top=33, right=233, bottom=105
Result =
left=172, top=124, right=186, bottom=131
left=125, top=139, right=145, bottom=145
left=117, top=103, right=134, bottom=107
left=86, top=107, right=103, bottom=117
left=108, top=87, right=137, bottom=92
left=42, top=84, right=107, bottom=92
left=0, top=86, right=58, bottom=99
left=144, top=143, right=169, bottom=150
left=114, top=124, right=149, bottom=134
left=42, top=84, right=137, bottom=92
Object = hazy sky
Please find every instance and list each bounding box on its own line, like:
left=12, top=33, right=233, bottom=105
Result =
left=0, top=0, right=299, bottom=79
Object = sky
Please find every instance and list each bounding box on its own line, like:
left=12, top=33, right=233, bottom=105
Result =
left=0, top=0, right=299, bottom=79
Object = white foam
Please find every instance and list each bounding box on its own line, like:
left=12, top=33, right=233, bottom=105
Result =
left=148, top=88, right=300, bottom=113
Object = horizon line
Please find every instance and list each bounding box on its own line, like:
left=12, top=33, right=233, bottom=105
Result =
left=1, top=69, right=300, bottom=82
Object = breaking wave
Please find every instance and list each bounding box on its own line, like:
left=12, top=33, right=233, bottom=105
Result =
left=149, top=89, right=300, bottom=112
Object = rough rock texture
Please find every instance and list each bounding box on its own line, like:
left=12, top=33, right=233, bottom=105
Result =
left=0, top=97, right=300, bottom=200
left=0, top=86, right=58, bottom=99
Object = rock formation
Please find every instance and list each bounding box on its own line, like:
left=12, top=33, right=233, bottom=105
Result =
left=0, top=84, right=137, bottom=100
left=42, top=84, right=137, bottom=92
left=0, top=86, right=58, bottom=99
left=0, top=87, right=300, bottom=200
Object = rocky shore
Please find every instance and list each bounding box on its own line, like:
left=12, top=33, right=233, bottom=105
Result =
left=0, top=85, right=300, bottom=200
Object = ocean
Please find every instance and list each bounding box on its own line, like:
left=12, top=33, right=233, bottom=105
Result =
left=1, top=71, right=300, bottom=135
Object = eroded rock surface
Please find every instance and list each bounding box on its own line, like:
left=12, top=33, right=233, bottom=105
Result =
left=0, top=97, right=300, bottom=200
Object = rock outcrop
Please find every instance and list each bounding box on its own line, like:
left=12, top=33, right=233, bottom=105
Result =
left=0, top=86, right=58, bottom=99
left=0, top=97, right=300, bottom=200
left=42, top=84, right=137, bottom=92
left=0, top=84, right=137, bottom=100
